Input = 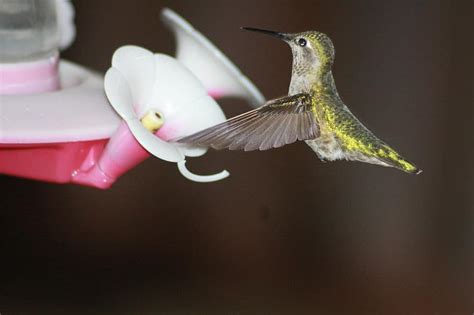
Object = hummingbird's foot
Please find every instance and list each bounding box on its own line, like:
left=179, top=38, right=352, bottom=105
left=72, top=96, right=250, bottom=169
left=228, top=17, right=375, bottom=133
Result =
left=314, top=151, right=327, bottom=162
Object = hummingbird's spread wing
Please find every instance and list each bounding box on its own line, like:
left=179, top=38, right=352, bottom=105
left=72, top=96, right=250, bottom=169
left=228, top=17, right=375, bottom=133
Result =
left=176, top=93, right=319, bottom=151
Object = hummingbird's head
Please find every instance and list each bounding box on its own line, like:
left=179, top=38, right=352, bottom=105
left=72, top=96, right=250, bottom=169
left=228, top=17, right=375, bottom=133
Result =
left=242, top=28, right=335, bottom=78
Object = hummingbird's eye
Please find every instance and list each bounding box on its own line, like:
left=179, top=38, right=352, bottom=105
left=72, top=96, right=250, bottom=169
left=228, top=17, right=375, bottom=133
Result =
left=297, top=38, right=307, bottom=47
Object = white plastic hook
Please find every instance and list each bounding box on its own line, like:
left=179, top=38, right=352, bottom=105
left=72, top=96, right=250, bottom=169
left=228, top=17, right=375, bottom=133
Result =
left=177, top=160, right=229, bottom=183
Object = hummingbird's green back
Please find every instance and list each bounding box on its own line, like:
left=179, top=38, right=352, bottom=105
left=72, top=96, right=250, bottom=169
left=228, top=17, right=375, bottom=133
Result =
left=309, top=86, right=419, bottom=174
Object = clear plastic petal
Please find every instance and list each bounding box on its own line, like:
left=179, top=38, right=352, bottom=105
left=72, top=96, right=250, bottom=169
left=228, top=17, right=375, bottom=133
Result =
left=177, top=160, right=229, bottom=183
left=160, top=8, right=266, bottom=107
left=112, top=46, right=156, bottom=115
left=168, top=95, right=226, bottom=133
left=104, top=68, right=137, bottom=120
left=148, top=54, right=207, bottom=115
left=127, top=119, right=184, bottom=162
left=155, top=96, right=225, bottom=158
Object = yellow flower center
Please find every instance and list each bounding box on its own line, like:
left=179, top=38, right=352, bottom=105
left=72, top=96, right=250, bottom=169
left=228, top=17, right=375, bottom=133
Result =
left=140, top=110, right=164, bottom=132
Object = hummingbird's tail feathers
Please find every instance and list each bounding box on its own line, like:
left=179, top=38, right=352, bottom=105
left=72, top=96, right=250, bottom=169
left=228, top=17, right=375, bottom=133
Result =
left=175, top=93, right=319, bottom=151
left=374, top=147, right=422, bottom=175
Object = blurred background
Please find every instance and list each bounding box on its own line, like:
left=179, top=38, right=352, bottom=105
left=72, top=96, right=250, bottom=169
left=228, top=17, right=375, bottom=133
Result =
left=1, top=0, right=473, bottom=314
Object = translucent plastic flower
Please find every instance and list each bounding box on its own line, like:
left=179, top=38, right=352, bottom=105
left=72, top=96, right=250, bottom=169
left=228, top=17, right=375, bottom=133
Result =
left=104, top=45, right=229, bottom=182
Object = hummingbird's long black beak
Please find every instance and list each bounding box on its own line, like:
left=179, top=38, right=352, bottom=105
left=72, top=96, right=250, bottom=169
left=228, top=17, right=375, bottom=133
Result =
left=241, top=27, right=291, bottom=41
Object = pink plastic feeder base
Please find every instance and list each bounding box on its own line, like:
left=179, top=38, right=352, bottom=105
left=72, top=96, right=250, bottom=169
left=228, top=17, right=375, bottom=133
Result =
left=0, top=58, right=151, bottom=189
left=0, top=122, right=155, bottom=189
left=0, top=140, right=107, bottom=186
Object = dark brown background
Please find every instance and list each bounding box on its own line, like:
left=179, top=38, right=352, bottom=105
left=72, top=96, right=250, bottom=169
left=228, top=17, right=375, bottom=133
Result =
left=1, top=0, right=473, bottom=314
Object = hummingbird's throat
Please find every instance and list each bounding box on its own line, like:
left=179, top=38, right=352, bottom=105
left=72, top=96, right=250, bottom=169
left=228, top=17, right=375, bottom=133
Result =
left=141, top=109, right=164, bottom=133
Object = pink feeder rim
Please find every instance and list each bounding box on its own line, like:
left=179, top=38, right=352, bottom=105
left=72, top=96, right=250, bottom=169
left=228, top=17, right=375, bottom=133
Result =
left=0, top=54, right=60, bottom=95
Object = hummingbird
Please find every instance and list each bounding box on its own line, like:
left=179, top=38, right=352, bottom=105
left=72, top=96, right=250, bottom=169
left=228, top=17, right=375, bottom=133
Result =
left=177, top=28, right=421, bottom=174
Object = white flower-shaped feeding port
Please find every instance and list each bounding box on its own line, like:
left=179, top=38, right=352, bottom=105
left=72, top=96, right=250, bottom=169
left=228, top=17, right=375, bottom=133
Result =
left=69, top=8, right=264, bottom=188
left=104, top=45, right=229, bottom=182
